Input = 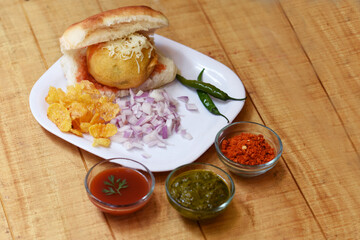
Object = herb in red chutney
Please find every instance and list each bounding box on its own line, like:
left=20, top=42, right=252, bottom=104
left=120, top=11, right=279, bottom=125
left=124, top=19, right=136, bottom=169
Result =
left=90, top=167, right=149, bottom=205
left=102, top=175, right=128, bottom=195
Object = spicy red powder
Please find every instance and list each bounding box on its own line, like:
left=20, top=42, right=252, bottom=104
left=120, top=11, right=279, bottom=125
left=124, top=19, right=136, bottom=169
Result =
left=220, top=133, right=275, bottom=165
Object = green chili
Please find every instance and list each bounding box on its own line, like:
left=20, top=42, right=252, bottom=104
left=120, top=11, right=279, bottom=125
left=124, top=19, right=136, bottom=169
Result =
left=196, top=69, right=229, bottom=123
left=176, top=74, right=246, bottom=101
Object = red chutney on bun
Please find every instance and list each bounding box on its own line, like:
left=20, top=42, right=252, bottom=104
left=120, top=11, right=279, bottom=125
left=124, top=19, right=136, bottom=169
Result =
left=59, top=6, right=177, bottom=97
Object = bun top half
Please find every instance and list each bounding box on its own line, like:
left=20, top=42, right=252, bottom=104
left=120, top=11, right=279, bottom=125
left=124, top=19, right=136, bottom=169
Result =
left=59, top=6, right=169, bottom=53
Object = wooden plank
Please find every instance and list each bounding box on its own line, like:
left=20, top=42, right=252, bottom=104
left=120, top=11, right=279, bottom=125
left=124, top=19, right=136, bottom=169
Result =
left=0, top=1, right=16, bottom=239
left=0, top=202, right=12, bottom=240
left=281, top=0, right=360, bottom=153
left=279, top=0, right=360, bottom=238
left=22, top=0, right=102, bottom=66
left=98, top=0, right=324, bottom=239
left=0, top=0, right=113, bottom=239
left=280, top=0, right=360, bottom=153
left=199, top=0, right=360, bottom=239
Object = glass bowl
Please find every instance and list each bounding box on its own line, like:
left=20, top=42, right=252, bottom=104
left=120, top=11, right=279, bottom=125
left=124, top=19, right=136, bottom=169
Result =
left=215, top=121, right=283, bottom=177
left=165, top=163, right=235, bottom=220
left=85, top=158, right=155, bottom=215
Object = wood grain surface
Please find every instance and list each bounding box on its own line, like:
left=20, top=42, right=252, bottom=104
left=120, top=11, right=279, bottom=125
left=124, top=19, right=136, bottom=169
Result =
left=0, top=0, right=359, bottom=239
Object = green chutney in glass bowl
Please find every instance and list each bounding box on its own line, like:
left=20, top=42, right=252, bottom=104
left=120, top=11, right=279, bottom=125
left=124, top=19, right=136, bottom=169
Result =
left=165, top=163, right=235, bottom=220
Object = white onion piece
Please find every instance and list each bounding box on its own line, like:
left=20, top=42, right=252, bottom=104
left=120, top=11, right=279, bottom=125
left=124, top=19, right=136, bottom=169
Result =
left=177, top=96, right=189, bottom=103
left=185, top=103, right=198, bottom=111
left=112, top=89, right=188, bottom=150
left=177, top=95, right=198, bottom=112
left=141, top=102, right=152, bottom=115
left=142, top=152, right=152, bottom=159
left=149, top=89, right=164, bottom=101
left=180, top=129, right=193, bottom=140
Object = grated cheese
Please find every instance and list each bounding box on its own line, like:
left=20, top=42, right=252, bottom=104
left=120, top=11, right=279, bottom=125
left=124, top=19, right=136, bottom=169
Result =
left=102, top=33, right=154, bottom=73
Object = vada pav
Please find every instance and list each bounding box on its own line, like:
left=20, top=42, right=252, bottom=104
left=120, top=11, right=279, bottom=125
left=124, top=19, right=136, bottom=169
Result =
left=59, top=6, right=177, bottom=97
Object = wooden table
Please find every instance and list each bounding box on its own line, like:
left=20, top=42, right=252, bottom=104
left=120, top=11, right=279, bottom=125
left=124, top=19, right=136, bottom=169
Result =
left=1, top=0, right=359, bottom=239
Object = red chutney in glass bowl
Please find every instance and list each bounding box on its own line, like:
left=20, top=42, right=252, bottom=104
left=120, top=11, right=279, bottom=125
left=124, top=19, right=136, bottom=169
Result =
left=85, top=158, right=155, bottom=215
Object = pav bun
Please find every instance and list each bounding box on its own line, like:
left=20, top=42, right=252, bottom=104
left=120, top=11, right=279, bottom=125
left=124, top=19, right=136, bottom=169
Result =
left=59, top=6, right=177, bottom=97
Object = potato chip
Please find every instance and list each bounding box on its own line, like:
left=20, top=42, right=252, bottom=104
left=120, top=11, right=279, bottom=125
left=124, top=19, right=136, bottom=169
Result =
left=79, top=111, right=93, bottom=123
left=98, top=95, right=110, bottom=104
left=81, top=80, right=101, bottom=97
left=78, top=94, right=95, bottom=108
left=70, top=128, right=83, bottom=137
left=46, top=81, right=120, bottom=147
left=88, top=113, right=104, bottom=125
left=45, top=87, right=65, bottom=104
left=92, top=138, right=111, bottom=147
left=89, top=123, right=117, bottom=138
left=80, top=122, right=91, bottom=133
left=47, top=103, right=72, bottom=132
left=72, top=118, right=81, bottom=130
left=96, top=102, right=120, bottom=121
left=65, top=86, right=78, bottom=100
left=68, top=102, right=88, bottom=120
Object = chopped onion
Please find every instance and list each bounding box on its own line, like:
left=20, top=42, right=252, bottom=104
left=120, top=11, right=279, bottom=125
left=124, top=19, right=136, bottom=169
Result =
left=142, top=152, right=152, bottom=159
left=186, top=103, right=198, bottom=111
left=177, top=96, right=189, bottom=103
left=177, top=96, right=198, bottom=111
left=180, top=129, right=193, bottom=140
left=112, top=89, right=190, bottom=151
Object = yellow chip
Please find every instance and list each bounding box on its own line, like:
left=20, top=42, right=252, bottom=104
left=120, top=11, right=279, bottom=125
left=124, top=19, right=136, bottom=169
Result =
left=80, top=111, right=93, bottom=123
left=90, top=113, right=105, bottom=125
left=96, top=102, right=120, bottom=122
left=47, top=103, right=72, bottom=132
left=92, top=138, right=111, bottom=147
left=68, top=102, right=88, bottom=120
left=80, top=80, right=101, bottom=98
left=98, top=96, right=110, bottom=104
left=70, top=128, right=83, bottom=137
left=80, top=122, right=91, bottom=133
left=45, top=87, right=65, bottom=104
left=78, top=94, right=95, bottom=110
left=65, top=84, right=82, bottom=103
left=72, top=119, right=81, bottom=130
left=89, top=123, right=117, bottom=138
left=46, top=81, right=121, bottom=146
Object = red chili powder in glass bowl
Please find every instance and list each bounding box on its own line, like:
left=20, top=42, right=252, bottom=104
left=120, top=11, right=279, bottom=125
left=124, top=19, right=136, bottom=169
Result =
left=220, top=133, right=275, bottom=165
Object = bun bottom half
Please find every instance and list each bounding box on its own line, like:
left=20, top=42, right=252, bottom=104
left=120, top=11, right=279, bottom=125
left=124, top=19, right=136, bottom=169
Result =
left=60, top=48, right=177, bottom=97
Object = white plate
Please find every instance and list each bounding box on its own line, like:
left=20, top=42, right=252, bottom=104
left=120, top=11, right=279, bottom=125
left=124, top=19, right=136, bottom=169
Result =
left=29, top=34, right=246, bottom=172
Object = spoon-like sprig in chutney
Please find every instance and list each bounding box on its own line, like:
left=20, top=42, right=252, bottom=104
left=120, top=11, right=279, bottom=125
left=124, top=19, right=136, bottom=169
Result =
left=102, top=175, right=128, bottom=195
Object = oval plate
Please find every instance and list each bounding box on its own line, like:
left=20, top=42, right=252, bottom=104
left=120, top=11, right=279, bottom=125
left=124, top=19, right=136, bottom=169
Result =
left=29, top=35, right=246, bottom=172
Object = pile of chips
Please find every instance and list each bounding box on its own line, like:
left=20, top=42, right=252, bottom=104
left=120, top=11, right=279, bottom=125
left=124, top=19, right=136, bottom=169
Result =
left=45, top=80, right=120, bottom=147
